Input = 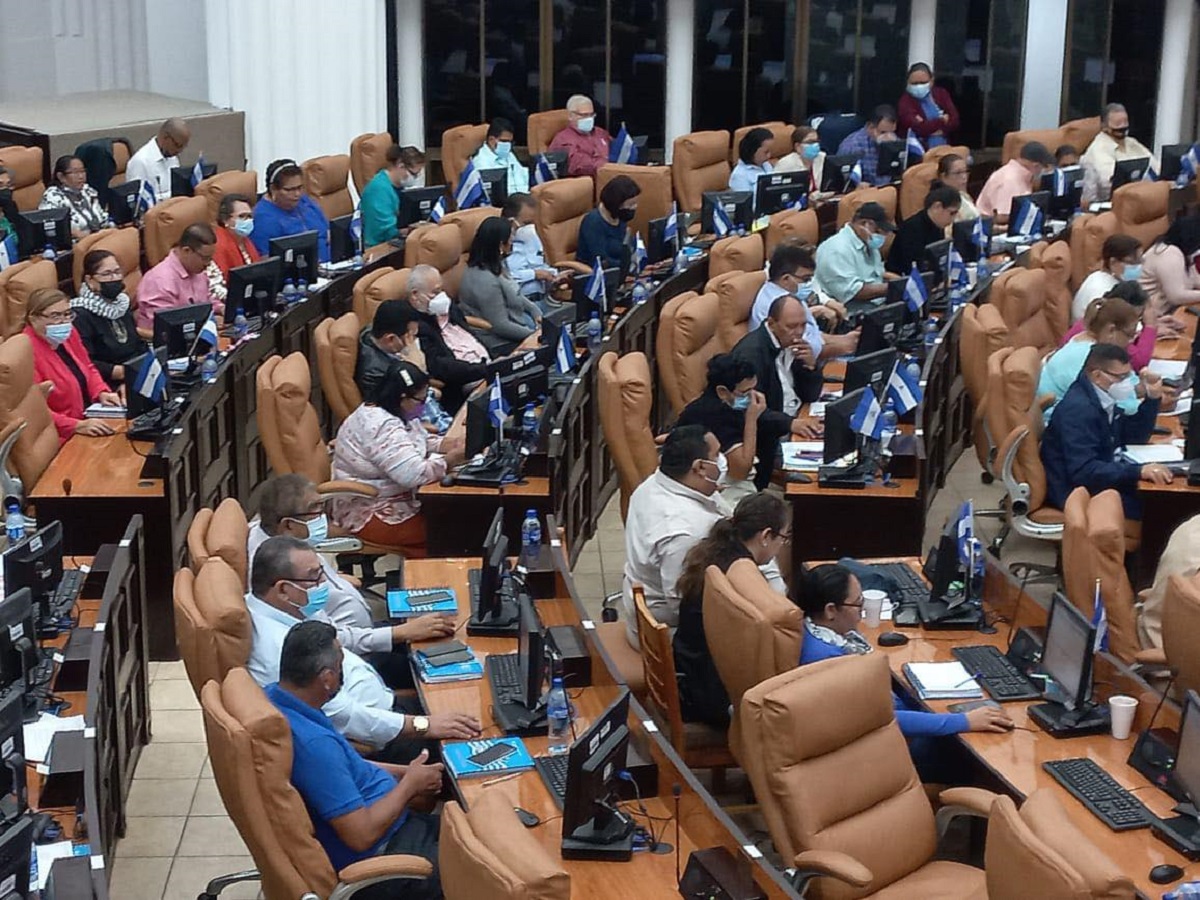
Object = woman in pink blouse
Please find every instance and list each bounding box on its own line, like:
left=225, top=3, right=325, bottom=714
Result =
left=331, top=361, right=465, bottom=557
left=1141, top=215, right=1200, bottom=312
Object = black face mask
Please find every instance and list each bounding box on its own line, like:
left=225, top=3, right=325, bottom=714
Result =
left=0, top=189, right=11, bottom=206
left=616, top=207, right=636, bottom=222
left=98, top=280, right=125, bottom=301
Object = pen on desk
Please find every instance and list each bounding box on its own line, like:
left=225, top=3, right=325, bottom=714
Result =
left=481, top=771, right=523, bottom=788
left=454, top=618, right=467, bottom=634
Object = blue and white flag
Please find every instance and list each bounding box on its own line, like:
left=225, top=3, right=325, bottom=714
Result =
left=0, top=234, right=14, bottom=271
left=137, top=179, right=156, bottom=215
left=633, top=232, right=648, bottom=272
left=712, top=202, right=734, bottom=237
left=903, top=263, right=928, bottom=314
left=488, top=375, right=509, bottom=427
left=971, top=215, right=988, bottom=250
left=790, top=192, right=808, bottom=211
left=847, top=159, right=863, bottom=188
left=133, top=351, right=167, bottom=402
left=954, top=499, right=976, bottom=568
left=947, top=244, right=967, bottom=286
left=1180, top=146, right=1200, bottom=185
left=663, top=201, right=679, bottom=246
left=885, top=360, right=922, bottom=414
left=610, top=123, right=638, bottom=165
left=190, top=154, right=207, bottom=188
left=197, top=313, right=220, bottom=350
left=1091, top=579, right=1109, bottom=652
left=850, top=388, right=885, bottom=440
left=349, top=207, right=363, bottom=248
left=429, top=194, right=446, bottom=223
left=454, top=160, right=486, bottom=210
left=585, top=257, right=607, bottom=311
left=534, top=154, right=557, bottom=185
left=1052, top=167, right=1068, bottom=196
left=1013, top=197, right=1043, bottom=238
left=555, top=324, right=577, bottom=374
left=904, top=130, right=925, bottom=162
left=1142, top=164, right=1159, bottom=182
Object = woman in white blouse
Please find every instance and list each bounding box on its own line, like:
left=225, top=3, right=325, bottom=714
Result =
left=39, top=155, right=107, bottom=241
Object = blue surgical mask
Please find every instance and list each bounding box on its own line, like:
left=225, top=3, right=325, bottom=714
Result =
left=289, top=581, right=330, bottom=618
left=576, top=116, right=595, bottom=134
left=1121, top=263, right=1142, bottom=282
left=289, top=513, right=327, bottom=546
left=44, top=323, right=73, bottom=345
left=907, top=83, right=932, bottom=100
left=802, top=143, right=821, bottom=161
left=1108, top=374, right=1141, bottom=414
left=793, top=281, right=815, bottom=301
left=868, top=233, right=886, bottom=251
left=729, top=393, right=751, bottom=411
left=494, top=140, right=512, bottom=158
left=232, top=218, right=254, bottom=238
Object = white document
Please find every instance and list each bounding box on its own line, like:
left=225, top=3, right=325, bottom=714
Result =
left=1146, top=359, right=1188, bottom=380
left=34, top=841, right=76, bottom=890
left=902, top=661, right=983, bottom=699
left=1122, top=444, right=1184, bottom=464
left=23, top=713, right=85, bottom=764
left=83, top=403, right=126, bottom=419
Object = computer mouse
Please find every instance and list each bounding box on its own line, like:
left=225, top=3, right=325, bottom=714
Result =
left=788, top=472, right=813, bottom=484
left=1150, top=863, right=1184, bottom=885
left=878, top=631, right=909, bottom=647
left=440, top=474, right=455, bottom=487
left=514, top=806, right=540, bottom=828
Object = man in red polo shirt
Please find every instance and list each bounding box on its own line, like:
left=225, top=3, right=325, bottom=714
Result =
left=548, top=94, right=612, bottom=178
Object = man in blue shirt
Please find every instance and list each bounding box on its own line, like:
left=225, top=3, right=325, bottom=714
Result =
left=268, top=620, right=443, bottom=899
left=471, top=117, right=530, bottom=195
left=836, top=105, right=901, bottom=187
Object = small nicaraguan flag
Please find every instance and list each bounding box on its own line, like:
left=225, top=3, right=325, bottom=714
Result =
left=610, top=123, right=638, bottom=164
left=850, top=388, right=884, bottom=440
left=1054, top=167, right=1069, bottom=196
left=1091, top=578, right=1109, bottom=652
left=133, top=352, right=167, bottom=402
left=903, top=263, right=928, bottom=314
left=454, top=160, right=486, bottom=210
left=1180, top=146, right=1200, bottom=185
left=585, top=257, right=607, bottom=311
left=633, top=232, right=648, bottom=272
left=0, top=234, right=13, bottom=271
left=488, top=375, right=509, bottom=427
left=137, top=179, right=156, bottom=214
left=197, top=313, right=220, bottom=350
left=1142, top=164, right=1159, bottom=182
left=534, top=154, right=557, bottom=185
left=349, top=207, right=363, bottom=248
left=555, top=325, right=577, bottom=374
left=947, top=244, right=967, bottom=286
left=663, top=201, right=679, bottom=245
left=1013, top=197, right=1043, bottom=238
left=954, top=499, right=980, bottom=572
left=847, top=159, right=863, bottom=187
left=885, top=360, right=922, bottom=414
left=429, top=195, right=446, bottom=223
left=190, top=154, right=206, bottom=188
left=972, top=215, right=987, bottom=250
left=712, top=202, right=734, bottom=237
left=904, top=130, right=924, bottom=162
left=791, top=192, right=808, bottom=211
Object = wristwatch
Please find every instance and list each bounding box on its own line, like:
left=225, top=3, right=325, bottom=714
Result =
left=412, top=715, right=430, bottom=736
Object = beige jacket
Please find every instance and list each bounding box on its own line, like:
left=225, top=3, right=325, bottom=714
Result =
left=1139, top=513, right=1200, bottom=647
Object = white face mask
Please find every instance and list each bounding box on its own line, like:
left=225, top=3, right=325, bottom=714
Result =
left=698, top=453, right=729, bottom=488
left=428, top=292, right=451, bottom=316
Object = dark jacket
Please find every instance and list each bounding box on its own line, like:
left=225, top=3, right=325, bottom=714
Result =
left=677, top=387, right=792, bottom=491
left=729, top=323, right=825, bottom=415
left=73, top=306, right=146, bottom=388
left=576, top=209, right=628, bottom=269
left=412, top=307, right=490, bottom=413
left=1041, top=369, right=1159, bottom=517
left=75, top=137, right=131, bottom=210
left=887, top=209, right=945, bottom=276
left=353, top=329, right=396, bottom=404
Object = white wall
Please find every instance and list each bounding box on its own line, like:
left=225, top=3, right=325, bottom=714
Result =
left=908, top=0, right=936, bottom=67
left=1156, top=0, right=1196, bottom=151
left=144, top=0, right=208, bottom=102
left=1019, top=0, right=1068, bottom=129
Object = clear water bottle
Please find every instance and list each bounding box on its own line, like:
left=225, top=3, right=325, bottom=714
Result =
left=674, top=246, right=688, bottom=275
left=521, top=508, right=542, bottom=567
left=4, top=501, right=22, bottom=544
left=975, top=256, right=990, bottom=284
left=586, top=312, right=603, bottom=351
left=41, top=243, right=55, bottom=260
left=879, top=407, right=899, bottom=448
left=631, top=279, right=648, bottom=305
left=905, top=360, right=922, bottom=385
left=546, top=677, right=570, bottom=755
left=352, top=247, right=364, bottom=270
left=923, top=317, right=939, bottom=351
left=200, top=353, right=219, bottom=382
left=232, top=307, right=248, bottom=341
left=521, top=404, right=538, bottom=443
left=297, top=278, right=308, bottom=298
left=281, top=278, right=296, bottom=305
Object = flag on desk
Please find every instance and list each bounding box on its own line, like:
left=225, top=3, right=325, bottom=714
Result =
left=197, top=313, right=220, bottom=350
left=534, top=154, right=557, bottom=185
left=903, top=263, right=928, bottom=314
left=453, top=160, right=486, bottom=210
left=1052, top=167, right=1068, bottom=196
left=0, top=234, right=13, bottom=272
left=971, top=215, right=988, bottom=251
left=847, top=159, right=863, bottom=188
left=488, top=374, right=509, bottom=427
left=849, top=388, right=885, bottom=440
left=1091, top=579, right=1109, bottom=653
left=429, top=194, right=446, bottom=223
left=947, top=244, right=968, bottom=286
left=1142, top=164, right=1159, bottom=183
left=885, top=360, right=922, bottom=414
left=1013, top=197, right=1043, bottom=239
left=585, top=257, right=607, bottom=311
left=555, top=323, right=577, bottom=374
left=712, top=202, right=734, bottom=237
left=190, top=154, right=207, bottom=188
left=610, top=123, right=638, bottom=165
left=663, top=202, right=679, bottom=247
left=349, top=206, right=363, bottom=249
left=133, top=351, right=166, bottom=402
left=904, top=130, right=925, bottom=163
left=633, top=231, right=648, bottom=272
left=136, top=179, right=157, bottom=215
left=954, top=499, right=978, bottom=568
left=1179, top=146, right=1200, bottom=185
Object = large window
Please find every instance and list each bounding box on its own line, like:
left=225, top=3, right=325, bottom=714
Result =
left=806, top=0, right=913, bottom=118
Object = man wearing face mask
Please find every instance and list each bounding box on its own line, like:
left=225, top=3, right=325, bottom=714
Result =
left=976, top=141, right=1054, bottom=227
left=836, top=105, right=901, bottom=186
left=1081, top=103, right=1158, bottom=207
left=354, top=300, right=424, bottom=401
left=247, top=536, right=483, bottom=759
left=248, top=475, right=456, bottom=688
left=402, top=267, right=491, bottom=414
left=750, top=243, right=860, bottom=353
left=472, top=117, right=529, bottom=195
left=812, top=202, right=898, bottom=313
left=1041, top=343, right=1173, bottom=521
left=549, top=94, right=613, bottom=178
left=503, top=193, right=569, bottom=304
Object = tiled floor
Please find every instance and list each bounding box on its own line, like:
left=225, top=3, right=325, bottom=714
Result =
left=115, top=451, right=1052, bottom=898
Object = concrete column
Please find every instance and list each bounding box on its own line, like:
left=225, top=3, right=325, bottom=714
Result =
left=395, top=0, right=425, bottom=149
left=1156, top=0, right=1196, bottom=151
left=664, top=0, right=694, bottom=163
left=1018, top=0, right=1068, bottom=129
left=908, top=0, right=936, bottom=67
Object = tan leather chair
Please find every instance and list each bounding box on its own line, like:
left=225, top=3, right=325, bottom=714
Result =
left=143, top=195, right=210, bottom=267
left=731, top=122, right=793, bottom=165
left=1002, top=117, right=1101, bottom=164
left=739, top=653, right=992, bottom=899
left=1112, top=181, right=1169, bottom=247
left=657, top=289, right=722, bottom=415
left=173, top=557, right=252, bottom=698
left=596, top=163, right=672, bottom=241
left=404, top=225, right=467, bottom=298
left=1027, top=241, right=1072, bottom=342
left=201, top=668, right=433, bottom=900
left=303, top=155, right=355, bottom=221
left=532, top=177, right=594, bottom=273
left=714, top=269, right=766, bottom=351
left=0, top=334, right=59, bottom=503
left=923, top=144, right=971, bottom=168
left=985, top=791, right=1135, bottom=900
left=959, top=305, right=1010, bottom=474
left=527, top=110, right=570, bottom=157
left=672, top=131, right=732, bottom=214
left=185, top=496, right=251, bottom=583
left=837, top=186, right=898, bottom=230
left=440, top=207, right=500, bottom=259
left=349, top=131, right=393, bottom=195
left=256, top=353, right=340, bottom=483
left=987, top=267, right=1064, bottom=356
left=0, top=259, right=56, bottom=337
left=352, top=266, right=411, bottom=324
left=314, top=313, right=363, bottom=427
left=195, top=170, right=259, bottom=224
left=0, top=145, right=45, bottom=210
left=707, top=233, right=765, bottom=282
left=1163, top=573, right=1200, bottom=698
left=764, top=208, right=819, bottom=258
left=441, top=123, right=488, bottom=191
left=597, top=352, right=657, bottom=521
left=633, top=586, right=734, bottom=784
left=71, top=227, right=143, bottom=302
left=440, top=790, right=570, bottom=900
left=898, top=161, right=939, bottom=222
left=109, top=140, right=131, bottom=187
left=702, top=560, right=802, bottom=767
left=1069, top=212, right=1105, bottom=292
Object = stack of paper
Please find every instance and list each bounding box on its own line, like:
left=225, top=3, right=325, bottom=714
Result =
left=781, top=441, right=824, bottom=472
left=83, top=403, right=126, bottom=419
left=902, top=661, right=983, bottom=700
left=1121, top=444, right=1183, bottom=465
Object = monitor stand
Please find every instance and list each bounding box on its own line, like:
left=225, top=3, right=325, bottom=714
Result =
left=1152, top=807, right=1200, bottom=860
left=561, top=799, right=635, bottom=861
left=466, top=579, right=521, bottom=638
left=1027, top=699, right=1110, bottom=738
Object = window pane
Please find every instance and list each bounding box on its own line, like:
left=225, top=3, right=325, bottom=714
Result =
left=424, top=1, right=482, bottom=141
left=1064, top=0, right=1109, bottom=124
left=611, top=0, right=667, bottom=146
left=553, top=1, right=610, bottom=125
left=1108, top=0, right=1164, bottom=143
left=746, top=0, right=793, bottom=125
left=484, top=0, right=540, bottom=144
left=693, top=0, right=747, bottom=131
left=806, top=0, right=858, bottom=116
left=985, top=0, right=1027, bottom=147
left=858, top=0, right=913, bottom=114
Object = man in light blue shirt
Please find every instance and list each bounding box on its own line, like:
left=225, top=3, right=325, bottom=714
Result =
left=471, top=117, right=529, bottom=195
left=503, top=192, right=569, bottom=305
left=812, top=202, right=898, bottom=314
left=751, top=242, right=860, bottom=359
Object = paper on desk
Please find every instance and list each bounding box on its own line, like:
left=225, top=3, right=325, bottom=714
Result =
left=781, top=442, right=824, bottom=471
left=34, top=841, right=75, bottom=890
left=1159, top=389, right=1194, bottom=416
left=1122, top=444, right=1184, bottom=464
left=23, top=714, right=85, bottom=764
left=83, top=403, right=126, bottom=419
left=809, top=402, right=827, bottom=418
left=1147, top=359, right=1188, bottom=380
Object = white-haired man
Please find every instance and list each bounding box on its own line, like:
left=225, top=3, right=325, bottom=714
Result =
left=548, top=94, right=612, bottom=178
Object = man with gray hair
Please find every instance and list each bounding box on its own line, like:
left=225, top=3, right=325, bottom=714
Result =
left=548, top=93, right=613, bottom=177
left=126, top=117, right=191, bottom=206
left=403, top=264, right=491, bottom=412
left=1081, top=102, right=1158, bottom=206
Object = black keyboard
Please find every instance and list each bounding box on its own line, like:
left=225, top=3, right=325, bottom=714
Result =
left=487, top=653, right=520, bottom=695
left=52, top=569, right=85, bottom=614
left=1042, top=758, right=1156, bottom=831
left=867, top=562, right=928, bottom=626
left=535, top=755, right=569, bottom=809
left=951, top=645, right=1042, bottom=701
left=128, top=405, right=182, bottom=441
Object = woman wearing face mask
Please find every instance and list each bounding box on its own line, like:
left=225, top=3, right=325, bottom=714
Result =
left=1071, top=233, right=1142, bottom=322
left=896, top=62, right=959, bottom=147
left=1062, top=280, right=1176, bottom=365
left=212, top=193, right=260, bottom=279
left=1140, top=214, right=1200, bottom=313
left=576, top=175, right=642, bottom=270
left=458, top=217, right=543, bottom=356
left=773, top=126, right=829, bottom=197
left=729, top=127, right=775, bottom=198
left=24, top=288, right=122, bottom=444
left=71, top=250, right=148, bottom=389
left=251, top=158, right=331, bottom=263
left=38, top=155, right=108, bottom=242
left=331, top=362, right=466, bottom=557
left=1040, top=295, right=1143, bottom=417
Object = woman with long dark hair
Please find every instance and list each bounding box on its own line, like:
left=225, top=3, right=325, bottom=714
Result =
left=458, top=216, right=542, bottom=355
left=1141, top=214, right=1200, bottom=311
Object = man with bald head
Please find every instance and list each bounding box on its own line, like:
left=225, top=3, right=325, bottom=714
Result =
left=548, top=94, right=613, bottom=178
left=127, top=117, right=191, bottom=207
left=402, top=264, right=491, bottom=412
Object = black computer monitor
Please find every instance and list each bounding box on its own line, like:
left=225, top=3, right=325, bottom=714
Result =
left=875, top=140, right=914, bottom=184
left=227, top=257, right=283, bottom=319
left=465, top=391, right=499, bottom=458
left=754, top=171, right=808, bottom=215
left=885, top=270, right=936, bottom=309
left=1187, top=397, right=1200, bottom=460
left=561, top=689, right=634, bottom=860
left=952, top=216, right=993, bottom=264
left=107, top=180, right=142, bottom=226
left=153, top=302, right=214, bottom=358
left=1111, top=156, right=1151, bottom=191
left=922, top=238, right=952, bottom=287
left=539, top=150, right=569, bottom=180
left=700, top=191, right=753, bottom=235
left=0, top=588, right=40, bottom=708
left=0, top=816, right=32, bottom=898
left=1040, top=592, right=1095, bottom=711
left=479, top=168, right=508, bottom=209
left=470, top=531, right=522, bottom=636
left=540, top=305, right=573, bottom=361
left=823, top=387, right=867, bottom=464
left=1162, top=144, right=1192, bottom=183
left=572, top=267, right=622, bottom=322
left=269, top=231, right=320, bottom=285
left=857, top=301, right=907, bottom=355
left=1038, top=167, right=1084, bottom=219
left=15, top=208, right=70, bottom=259
left=4, top=522, right=63, bottom=627
left=844, top=347, right=897, bottom=397
left=516, top=595, right=546, bottom=709
left=399, top=186, right=446, bottom=228
left=1171, top=691, right=1200, bottom=823
left=123, top=347, right=170, bottom=420
left=329, top=214, right=356, bottom=263
left=821, top=154, right=860, bottom=193
left=0, top=688, right=25, bottom=825
left=170, top=163, right=216, bottom=197
left=1005, top=191, right=1051, bottom=238
left=646, top=215, right=675, bottom=263
left=483, top=507, right=504, bottom=553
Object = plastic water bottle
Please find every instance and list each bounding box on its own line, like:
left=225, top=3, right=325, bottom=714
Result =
left=41, top=243, right=55, bottom=260
left=297, top=278, right=309, bottom=299
left=352, top=248, right=364, bottom=270
left=232, top=307, right=248, bottom=341
left=200, top=353, right=219, bottom=382
left=521, top=404, right=538, bottom=443
left=1164, top=883, right=1200, bottom=899
left=281, top=278, right=297, bottom=305
left=4, top=501, right=22, bottom=544
left=631, top=279, right=648, bottom=305
left=975, top=255, right=990, bottom=284
left=674, top=246, right=688, bottom=275
left=521, top=508, right=542, bottom=567
left=879, top=408, right=899, bottom=447
left=905, top=360, right=922, bottom=385
left=546, top=677, right=570, bottom=754
left=923, top=317, right=939, bottom=352
left=586, top=312, right=603, bottom=352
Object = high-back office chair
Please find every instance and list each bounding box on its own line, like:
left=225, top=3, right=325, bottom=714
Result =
left=657, top=289, right=722, bottom=415
left=707, top=234, right=765, bottom=281
left=1001, top=117, right=1101, bottom=164
left=532, top=177, right=595, bottom=274
left=302, top=154, right=355, bottom=221
left=403, top=224, right=472, bottom=298
left=763, top=208, right=819, bottom=258
left=195, top=170, right=259, bottom=224
left=730, top=122, right=793, bottom=165
left=201, top=668, right=433, bottom=900
left=1027, top=241, right=1073, bottom=338
left=1071, top=180, right=1173, bottom=287
left=173, top=558, right=252, bottom=699
left=440, top=123, right=488, bottom=190
left=959, top=304, right=1010, bottom=478
left=0, top=334, right=61, bottom=506
left=0, top=258, right=57, bottom=337
left=349, top=131, right=393, bottom=195
left=143, top=195, right=210, bottom=266
left=351, top=265, right=411, bottom=323
left=440, top=791, right=571, bottom=900
left=186, top=496, right=251, bottom=583
left=440, top=207, right=500, bottom=259
left=71, top=227, right=142, bottom=301
left=597, top=352, right=657, bottom=521
left=714, top=269, right=767, bottom=351
left=898, top=161, right=939, bottom=222
left=1163, top=573, right=1200, bottom=698
left=922, top=144, right=970, bottom=168
left=987, top=267, right=1065, bottom=356
left=671, top=130, right=732, bottom=214
left=702, top=560, right=802, bottom=767
left=526, top=110, right=570, bottom=157
left=313, top=313, right=363, bottom=428
left=0, top=145, right=45, bottom=210
left=739, top=653, right=992, bottom=899
left=595, top=163, right=672, bottom=241
left=837, top=186, right=898, bottom=229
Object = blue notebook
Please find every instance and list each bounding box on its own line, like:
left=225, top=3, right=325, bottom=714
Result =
left=443, top=737, right=535, bottom=779
left=387, top=586, right=458, bottom=618
left=413, top=647, right=483, bottom=684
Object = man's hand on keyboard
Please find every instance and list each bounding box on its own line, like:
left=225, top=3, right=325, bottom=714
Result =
left=427, top=711, right=483, bottom=740
left=966, top=706, right=1014, bottom=733
left=396, top=613, right=456, bottom=643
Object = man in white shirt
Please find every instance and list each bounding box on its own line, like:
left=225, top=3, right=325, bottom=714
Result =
left=1081, top=103, right=1159, bottom=206
left=502, top=193, right=568, bottom=302
left=750, top=243, right=859, bottom=359
left=247, top=536, right=481, bottom=759
left=247, top=475, right=456, bottom=687
left=126, top=118, right=190, bottom=207
left=471, top=117, right=530, bottom=195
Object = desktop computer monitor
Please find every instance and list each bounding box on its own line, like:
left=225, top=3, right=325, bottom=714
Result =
left=0, top=688, right=25, bottom=825
left=123, top=347, right=171, bottom=420
left=0, top=588, right=40, bottom=715
left=823, top=387, right=866, bottom=464
left=646, top=215, right=675, bottom=264
left=844, top=347, right=897, bottom=397
left=1038, top=167, right=1084, bottom=219
left=537, top=150, right=569, bottom=180
left=170, top=163, right=216, bottom=198
left=700, top=191, right=753, bottom=235
left=329, top=214, right=356, bottom=263
left=1111, top=156, right=1152, bottom=191
left=4, top=522, right=63, bottom=623
left=269, top=231, right=320, bottom=285
left=1005, top=191, right=1051, bottom=237
left=465, top=390, right=499, bottom=458
left=479, top=168, right=508, bottom=209
left=15, top=208, right=71, bottom=259
left=1173, top=690, right=1200, bottom=819
left=476, top=533, right=509, bottom=620
left=1162, top=144, right=1192, bottom=183
left=153, top=302, right=215, bottom=358
left=754, top=171, right=808, bottom=215
left=1186, top=397, right=1200, bottom=460
left=922, top=238, right=953, bottom=287
left=516, top=594, right=546, bottom=709
left=107, top=180, right=142, bottom=226
left=1040, top=592, right=1095, bottom=711
left=561, top=689, right=634, bottom=860
left=857, top=301, right=907, bottom=355
left=822, top=154, right=860, bottom=194
left=0, top=816, right=32, bottom=898
left=572, top=267, right=622, bottom=321
left=875, top=140, right=918, bottom=183
left=483, top=507, right=504, bottom=554
left=227, top=257, right=283, bottom=319
left=952, top=216, right=993, bottom=264
left=398, top=186, right=446, bottom=228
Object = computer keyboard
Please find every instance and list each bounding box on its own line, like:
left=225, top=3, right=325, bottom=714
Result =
left=867, top=562, right=928, bottom=625
left=1042, top=758, right=1155, bottom=831
left=487, top=653, right=520, bottom=696
left=52, top=569, right=85, bottom=615
left=951, top=645, right=1042, bottom=701
left=535, top=755, right=569, bottom=809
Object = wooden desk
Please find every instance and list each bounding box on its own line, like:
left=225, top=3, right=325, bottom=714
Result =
left=418, top=477, right=552, bottom=558
left=785, top=476, right=922, bottom=564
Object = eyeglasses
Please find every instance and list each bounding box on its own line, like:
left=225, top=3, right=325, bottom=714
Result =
left=841, top=600, right=864, bottom=610
left=773, top=531, right=793, bottom=543
left=37, top=310, right=75, bottom=324
left=93, top=269, right=123, bottom=280
left=288, top=570, right=327, bottom=586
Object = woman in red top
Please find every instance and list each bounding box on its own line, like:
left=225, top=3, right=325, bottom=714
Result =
left=211, top=192, right=261, bottom=279
left=897, top=62, right=960, bottom=148
left=23, top=288, right=121, bottom=444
